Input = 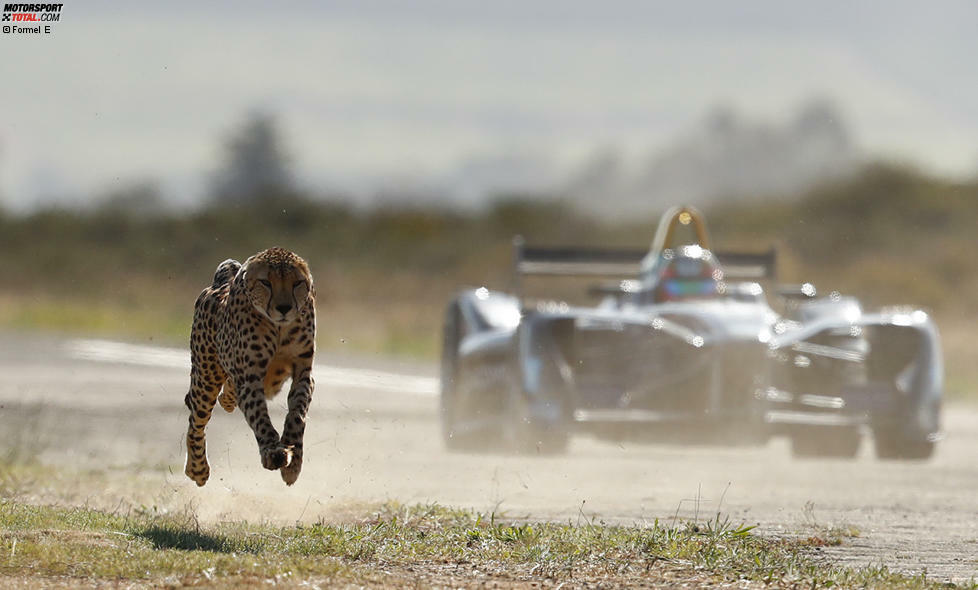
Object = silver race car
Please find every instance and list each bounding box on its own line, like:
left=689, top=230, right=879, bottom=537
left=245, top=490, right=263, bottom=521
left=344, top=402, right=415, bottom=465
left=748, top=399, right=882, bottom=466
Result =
left=440, top=206, right=942, bottom=459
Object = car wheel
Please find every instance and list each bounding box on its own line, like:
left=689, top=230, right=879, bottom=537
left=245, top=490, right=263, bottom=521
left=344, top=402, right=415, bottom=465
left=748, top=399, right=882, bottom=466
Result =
left=442, top=392, right=488, bottom=452
left=440, top=303, right=485, bottom=452
left=790, top=425, right=861, bottom=459
left=501, top=394, right=569, bottom=456
left=873, top=429, right=935, bottom=461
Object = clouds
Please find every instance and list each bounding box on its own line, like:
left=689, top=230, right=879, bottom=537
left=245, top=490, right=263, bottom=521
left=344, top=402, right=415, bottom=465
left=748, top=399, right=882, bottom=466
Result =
left=1, top=1, right=975, bottom=209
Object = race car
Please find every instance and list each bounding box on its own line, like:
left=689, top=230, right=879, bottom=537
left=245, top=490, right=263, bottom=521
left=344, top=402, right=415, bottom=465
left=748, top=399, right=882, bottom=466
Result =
left=440, top=206, right=942, bottom=459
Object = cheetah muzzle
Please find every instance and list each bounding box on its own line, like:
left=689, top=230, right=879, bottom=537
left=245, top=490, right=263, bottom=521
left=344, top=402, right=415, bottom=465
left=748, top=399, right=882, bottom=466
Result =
left=184, top=247, right=316, bottom=486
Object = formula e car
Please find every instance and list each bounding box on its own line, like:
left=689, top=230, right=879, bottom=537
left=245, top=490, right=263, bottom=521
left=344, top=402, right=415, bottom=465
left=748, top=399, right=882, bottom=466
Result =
left=440, top=206, right=942, bottom=460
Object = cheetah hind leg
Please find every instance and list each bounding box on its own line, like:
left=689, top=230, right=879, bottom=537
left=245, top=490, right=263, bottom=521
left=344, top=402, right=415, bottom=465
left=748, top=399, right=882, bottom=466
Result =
left=217, top=381, right=237, bottom=413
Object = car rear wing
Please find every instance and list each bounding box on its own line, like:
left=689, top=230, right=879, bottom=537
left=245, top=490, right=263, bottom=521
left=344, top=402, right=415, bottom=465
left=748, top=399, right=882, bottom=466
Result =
left=512, top=236, right=776, bottom=291
left=513, top=237, right=648, bottom=278
left=713, top=250, right=778, bottom=281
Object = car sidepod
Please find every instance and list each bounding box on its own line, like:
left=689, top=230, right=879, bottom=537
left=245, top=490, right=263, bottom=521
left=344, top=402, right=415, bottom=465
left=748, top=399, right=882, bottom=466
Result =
left=766, top=308, right=942, bottom=460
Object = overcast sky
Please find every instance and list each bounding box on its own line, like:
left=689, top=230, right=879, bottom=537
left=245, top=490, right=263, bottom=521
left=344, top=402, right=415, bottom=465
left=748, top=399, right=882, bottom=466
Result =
left=2, top=1, right=977, bottom=209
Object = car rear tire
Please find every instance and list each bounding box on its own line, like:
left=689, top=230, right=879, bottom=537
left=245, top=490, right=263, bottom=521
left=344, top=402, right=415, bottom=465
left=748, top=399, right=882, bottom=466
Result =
left=790, top=425, right=861, bottom=459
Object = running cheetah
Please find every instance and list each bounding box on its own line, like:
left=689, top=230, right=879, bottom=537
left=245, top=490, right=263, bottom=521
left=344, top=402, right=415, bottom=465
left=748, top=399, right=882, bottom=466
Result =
left=184, top=247, right=316, bottom=486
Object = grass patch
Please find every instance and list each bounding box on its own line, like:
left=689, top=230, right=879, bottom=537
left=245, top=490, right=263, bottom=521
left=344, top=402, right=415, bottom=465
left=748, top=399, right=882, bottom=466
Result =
left=0, top=293, right=189, bottom=347
left=0, top=291, right=442, bottom=358
left=0, top=499, right=971, bottom=589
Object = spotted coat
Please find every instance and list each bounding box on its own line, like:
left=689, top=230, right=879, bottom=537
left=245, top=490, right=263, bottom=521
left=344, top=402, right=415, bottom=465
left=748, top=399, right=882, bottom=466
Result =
left=184, top=247, right=316, bottom=486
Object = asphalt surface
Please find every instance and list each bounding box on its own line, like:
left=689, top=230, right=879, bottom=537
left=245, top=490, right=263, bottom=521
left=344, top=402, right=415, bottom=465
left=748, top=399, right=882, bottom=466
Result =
left=0, top=332, right=975, bottom=582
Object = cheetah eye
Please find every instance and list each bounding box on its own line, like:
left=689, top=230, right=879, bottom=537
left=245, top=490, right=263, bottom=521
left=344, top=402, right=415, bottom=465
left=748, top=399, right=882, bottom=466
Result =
left=258, top=279, right=272, bottom=288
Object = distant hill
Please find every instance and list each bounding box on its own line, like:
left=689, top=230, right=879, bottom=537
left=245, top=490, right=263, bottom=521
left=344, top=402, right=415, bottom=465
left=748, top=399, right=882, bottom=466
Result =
left=565, top=99, right=857, bottom=218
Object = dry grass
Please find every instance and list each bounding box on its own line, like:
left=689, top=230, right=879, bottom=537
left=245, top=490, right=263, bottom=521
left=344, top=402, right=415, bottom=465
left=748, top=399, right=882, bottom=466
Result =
left=0, top=496, right=967, bottom=589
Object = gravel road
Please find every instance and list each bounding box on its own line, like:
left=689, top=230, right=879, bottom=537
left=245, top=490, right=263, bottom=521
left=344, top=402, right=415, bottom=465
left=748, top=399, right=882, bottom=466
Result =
left=0, top=332, right=975, bottom=582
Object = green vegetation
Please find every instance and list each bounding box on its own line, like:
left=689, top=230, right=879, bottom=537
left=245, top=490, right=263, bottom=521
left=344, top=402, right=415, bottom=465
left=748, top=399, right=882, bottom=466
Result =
left=0, top=498, right=966, bottom=588
left=708, top=163, right=978, bottom=312
left=1, top=162, right=977, bottom=391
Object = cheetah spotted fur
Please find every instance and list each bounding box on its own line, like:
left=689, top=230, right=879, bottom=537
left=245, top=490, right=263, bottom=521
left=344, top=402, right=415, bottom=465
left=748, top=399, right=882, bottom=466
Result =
left=184, top=247, right=316, bottom=486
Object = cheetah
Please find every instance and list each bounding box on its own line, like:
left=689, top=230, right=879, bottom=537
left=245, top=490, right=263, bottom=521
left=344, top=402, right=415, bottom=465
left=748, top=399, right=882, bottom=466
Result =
left=184, top=247, right=316, bottom=486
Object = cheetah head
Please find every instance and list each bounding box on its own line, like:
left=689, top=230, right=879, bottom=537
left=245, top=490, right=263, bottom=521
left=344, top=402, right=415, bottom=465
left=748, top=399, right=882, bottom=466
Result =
left=242, top=248, right=314, bottom=325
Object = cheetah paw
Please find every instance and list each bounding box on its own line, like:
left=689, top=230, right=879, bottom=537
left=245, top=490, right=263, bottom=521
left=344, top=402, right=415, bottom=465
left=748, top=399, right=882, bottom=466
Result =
left=217, top=391, right=236, bottom=413
left=260, top=445, right=292, bottom=470
left=280, top=448, right=302, bottom=485
left=184, top=460, right=210, bottom=487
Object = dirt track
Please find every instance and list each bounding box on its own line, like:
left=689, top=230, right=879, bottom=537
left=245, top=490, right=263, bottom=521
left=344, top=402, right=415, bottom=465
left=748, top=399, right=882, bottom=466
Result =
left=1, top=332, right=976, bottom=583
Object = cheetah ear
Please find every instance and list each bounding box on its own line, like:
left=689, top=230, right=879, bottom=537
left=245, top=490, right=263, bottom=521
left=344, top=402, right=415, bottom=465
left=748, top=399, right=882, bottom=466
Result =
left=238, top=260, right=253, bottom=283
left=239, top=258, right=265, bottom=285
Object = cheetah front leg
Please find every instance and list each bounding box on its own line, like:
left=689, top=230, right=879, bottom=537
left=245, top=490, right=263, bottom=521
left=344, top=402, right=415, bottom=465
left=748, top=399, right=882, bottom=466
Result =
left=280, top=359, right=314, bottom=485
left=184, top=374, right=221, bottom=487
left=235, top=371, right=291, bottom=471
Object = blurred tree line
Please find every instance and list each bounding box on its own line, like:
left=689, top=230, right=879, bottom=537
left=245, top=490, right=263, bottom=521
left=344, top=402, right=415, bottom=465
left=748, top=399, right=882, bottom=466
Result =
left=0, top=112, right=976, bottom=356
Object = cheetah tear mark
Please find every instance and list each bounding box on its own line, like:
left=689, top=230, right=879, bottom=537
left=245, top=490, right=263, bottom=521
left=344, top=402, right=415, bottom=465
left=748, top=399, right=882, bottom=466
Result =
left=65, top=338, right=438, bottom=397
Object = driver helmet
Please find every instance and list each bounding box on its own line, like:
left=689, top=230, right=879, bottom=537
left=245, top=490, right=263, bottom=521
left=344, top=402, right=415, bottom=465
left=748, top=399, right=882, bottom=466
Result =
left=654, top=246, right=723, bottom=302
